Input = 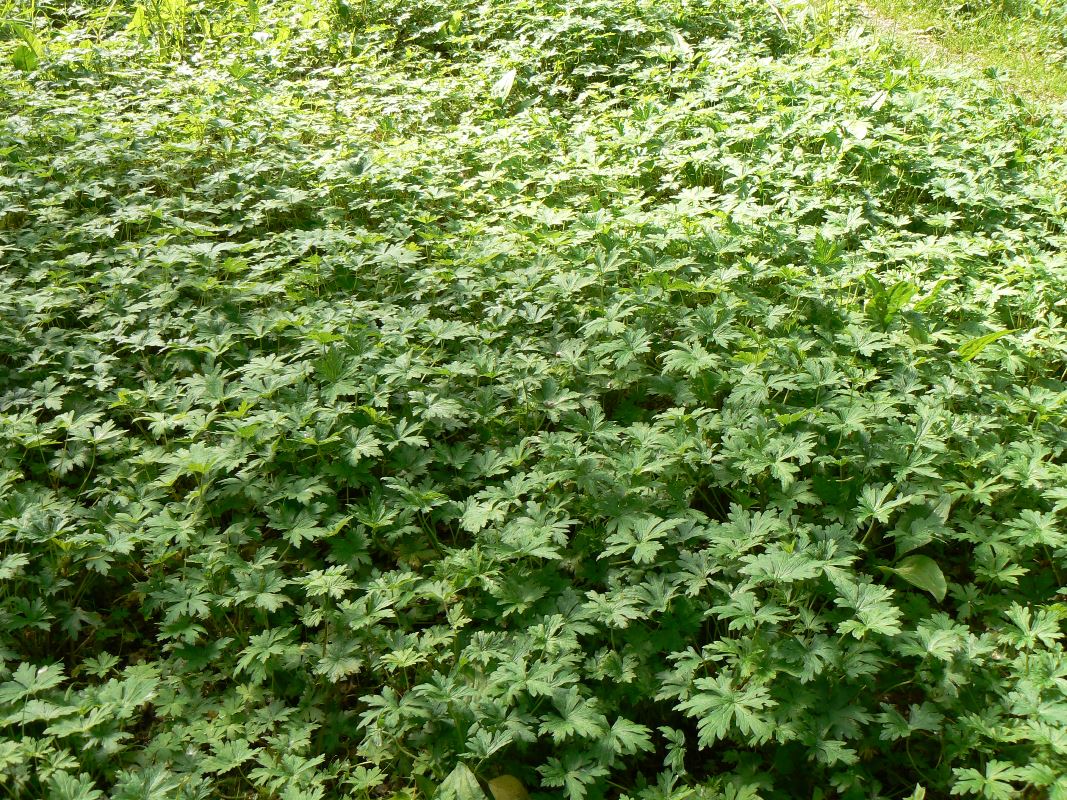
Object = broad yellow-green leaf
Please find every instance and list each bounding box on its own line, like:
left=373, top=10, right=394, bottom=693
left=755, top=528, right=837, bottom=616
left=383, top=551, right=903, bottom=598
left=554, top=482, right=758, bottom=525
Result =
left=487, top=775, right=530, bottom=800
left=958, top=330, right=1016, bottom=361
left=11, top=44, right=37, bottom=72
left=884, top=281, right=918, bottom=317
left=890, top=555, right=947, bottom=602
left=436, top=763, right=488, bottom=800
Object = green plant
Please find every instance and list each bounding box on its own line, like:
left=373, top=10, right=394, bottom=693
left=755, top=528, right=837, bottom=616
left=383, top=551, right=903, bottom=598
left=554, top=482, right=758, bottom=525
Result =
left=0, top=2, right=1065, bottom=799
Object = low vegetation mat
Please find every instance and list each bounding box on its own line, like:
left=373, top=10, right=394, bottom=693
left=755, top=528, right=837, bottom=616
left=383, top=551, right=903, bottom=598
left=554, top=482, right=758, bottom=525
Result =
left=1, top=1, right=1066, bottom=799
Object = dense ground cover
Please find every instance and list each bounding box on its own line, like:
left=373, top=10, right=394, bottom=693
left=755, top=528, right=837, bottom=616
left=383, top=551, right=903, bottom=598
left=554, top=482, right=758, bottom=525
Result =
left=2, top=1, right=1067, bottom=798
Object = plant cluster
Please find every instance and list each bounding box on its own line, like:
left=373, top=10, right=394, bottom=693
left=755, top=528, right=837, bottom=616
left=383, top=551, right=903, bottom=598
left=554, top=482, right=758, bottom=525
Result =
left=1, top=1, right=1066, bottom=799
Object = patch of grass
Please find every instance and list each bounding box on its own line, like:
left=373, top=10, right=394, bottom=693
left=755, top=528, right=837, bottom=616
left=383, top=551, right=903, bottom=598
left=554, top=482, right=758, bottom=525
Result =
left=860, top=0, right=1067, bottom=100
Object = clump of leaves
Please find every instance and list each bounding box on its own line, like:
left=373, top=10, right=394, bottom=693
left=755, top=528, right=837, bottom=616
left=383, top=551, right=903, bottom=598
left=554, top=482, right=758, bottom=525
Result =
left=1, top=1, right=1066, bottom=799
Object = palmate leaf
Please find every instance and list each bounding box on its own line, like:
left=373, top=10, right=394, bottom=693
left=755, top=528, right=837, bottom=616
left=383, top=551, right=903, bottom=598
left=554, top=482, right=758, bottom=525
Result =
left=1005, top=509, right=1065, bottom=548
left=301, top=565, right=356, bottom=599
left=0, top=697, right=75, bottom=726
left=155, top=443, right=239, bottom=485
left=855, top=484, right=913, bottom=525
left=46, top=771, right=105, bottom=800
left=538, top=687, right=607, bottom=743
left=0, top=552, right=30, bottom=580
left=96, top=666, right=160, bottom=719
left=537, top=753, right=608, bottom=800
left=201, top=739, right=257, bottom=774
left=235, top=627, right=299, bottom=682
left=345, top=427, right=383, bottom=465
left=739, top=550, right=821, bottom=583
left=811, top=738, right=859, bottom=766
left=832, top=575, right=904, bottom=638
left=711, top=590, right=790, bottom=631
left=600, top=717, right=654, bottom=757
left=315, top=636, right=364, bottom=681
left=582, top=589, right=646, bottom=629
left=239, top=579, right=291, bottom=613
left=675, top=674, right=776, bottom=747
left=460, top=497, right=504, bottom=533
left=463, top=727, right=514, bottom=761
left=951, top=761, right=1025, bottom=800
left=110, top=766, right=182, bottom=800
left=661, top=340, right=717, bottom=376
left=1002, top=603, right=1065, bottom=650
left=601, top=515, right=683, bottom=564
left=43, top=706, right=113, bottom=737
left=0, top=662, right=65, bottom=704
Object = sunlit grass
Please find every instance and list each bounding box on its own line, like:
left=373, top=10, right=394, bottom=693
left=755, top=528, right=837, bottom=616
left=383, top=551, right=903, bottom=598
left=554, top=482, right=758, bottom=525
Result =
left=861, top=0, right=1067, bottom=101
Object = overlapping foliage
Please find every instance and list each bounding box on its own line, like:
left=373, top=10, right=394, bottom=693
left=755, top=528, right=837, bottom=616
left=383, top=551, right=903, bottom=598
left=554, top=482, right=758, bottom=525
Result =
left=1, top=1, right=1066, bottom=798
